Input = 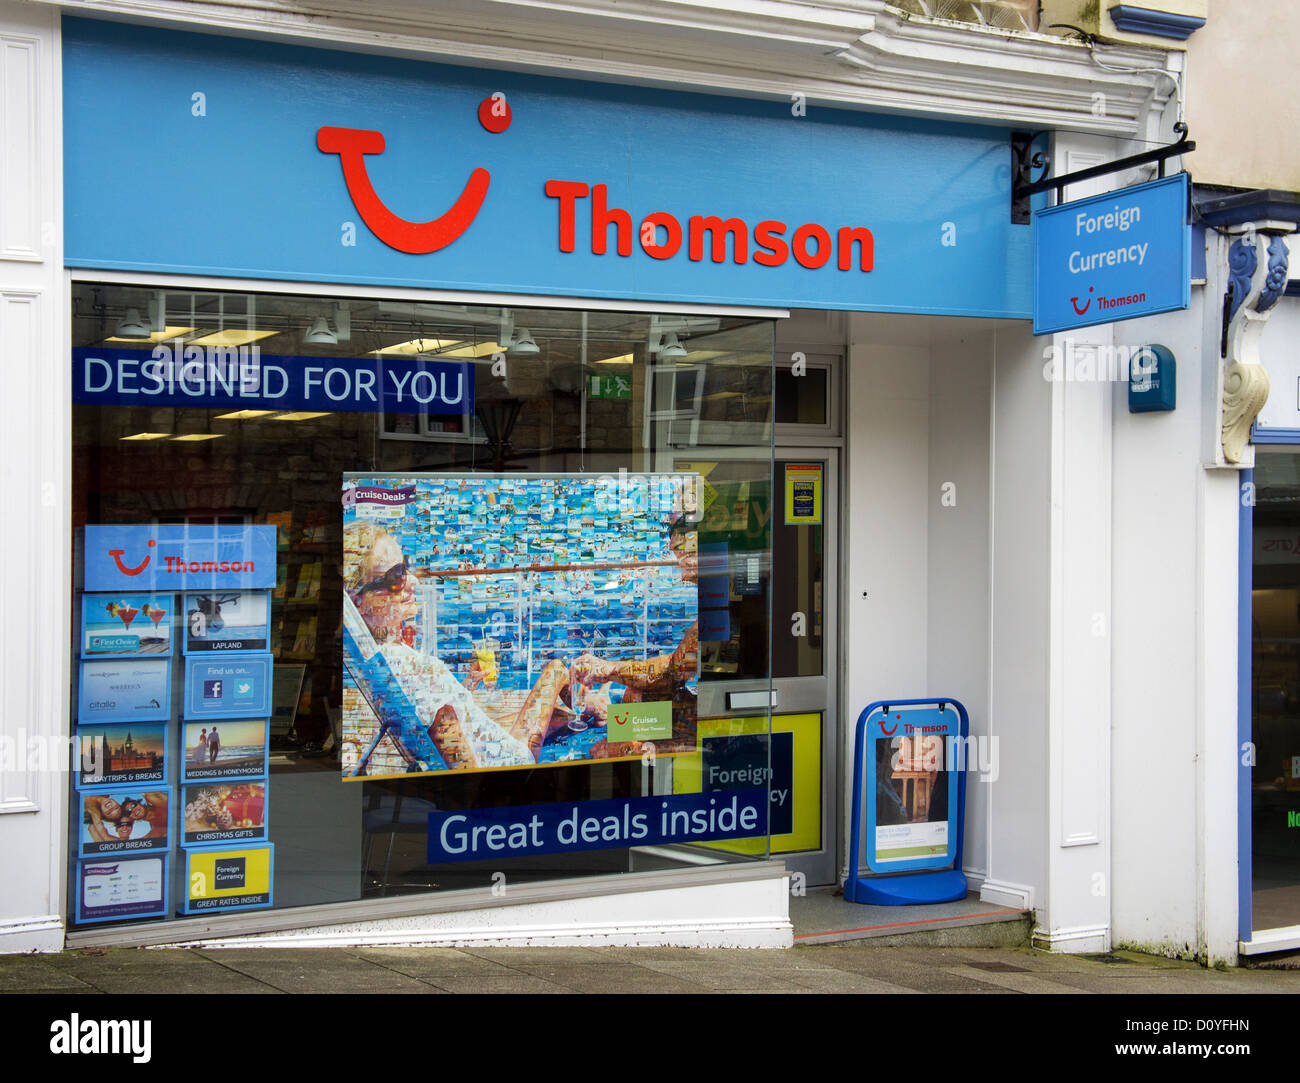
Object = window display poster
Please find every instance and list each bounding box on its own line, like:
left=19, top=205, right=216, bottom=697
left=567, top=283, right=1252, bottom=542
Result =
left=866, top=706, right=958, bottom=872
left=180, top=719, right=269, bottom=782
left=182, top=844, right=273, bottom=915
left=77, top=658, right=171, bottom=724
left=341, top=474, right=699, bottom=780
left=75, top=856, right=168, bottom=924
left=183, top=655, right=273, bottom=719
left=182, top=782, right=268, bottom=846
left=184, top=590, right=271, bottom=654
left=75, top=721, right=167, bottom=789
left=783, top=463, right=822, bottom=526
left=81, top=592, right=173, bottom=657
left=76, top=787, right=171, bottom=858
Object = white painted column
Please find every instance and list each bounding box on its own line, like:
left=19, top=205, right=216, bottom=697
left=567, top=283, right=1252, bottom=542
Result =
left=0, top=1, right=67, bottom=953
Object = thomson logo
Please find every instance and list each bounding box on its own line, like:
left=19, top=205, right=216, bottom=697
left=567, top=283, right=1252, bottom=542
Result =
left=50, top=1014, right=151, bottom=1063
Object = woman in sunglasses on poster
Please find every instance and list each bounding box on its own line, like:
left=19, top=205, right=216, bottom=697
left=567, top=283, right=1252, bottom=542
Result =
left=344, top=521, right=575, bottom=771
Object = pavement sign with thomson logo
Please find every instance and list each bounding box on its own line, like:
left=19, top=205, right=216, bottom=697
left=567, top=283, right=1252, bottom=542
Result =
left=1033, top=172, right=1190, bottom=336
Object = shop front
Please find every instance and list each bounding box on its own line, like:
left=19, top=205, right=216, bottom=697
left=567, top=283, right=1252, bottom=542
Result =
left=0, top=3, right=1188, bottom=953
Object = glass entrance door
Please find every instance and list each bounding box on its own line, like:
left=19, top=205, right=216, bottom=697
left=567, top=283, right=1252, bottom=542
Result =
left=769, top=451, right=838, bottom=886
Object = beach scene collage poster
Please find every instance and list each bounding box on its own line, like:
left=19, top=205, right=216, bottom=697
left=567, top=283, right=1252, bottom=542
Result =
left=341, top=474, right=700, bottom=779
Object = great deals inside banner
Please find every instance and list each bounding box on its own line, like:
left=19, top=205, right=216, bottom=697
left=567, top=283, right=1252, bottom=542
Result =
left=341, top=473, right=700, bottom=779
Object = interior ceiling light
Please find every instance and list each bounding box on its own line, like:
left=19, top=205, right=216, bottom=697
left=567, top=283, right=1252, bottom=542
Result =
left=595, top=352, right=634, bottom=365
left=189, top=328, right=279, bottom=348
left=170, top=433, right=224, bottom=441
left=303, top=303, right=351, bottom=347
left=104, top=325, right=195, bottom=345
left=119, top=432, right=171, bottom=441
left=507, top=328, right=540, bottom=355
left=269, top=411, right=331, bottom=421
left=214, top=409, right=276, bottom=420
left=113, top=308, right=152, bottom=339
left=658, top=332, right=688, bottom=360
left=304, top=316, right=337, bottom=346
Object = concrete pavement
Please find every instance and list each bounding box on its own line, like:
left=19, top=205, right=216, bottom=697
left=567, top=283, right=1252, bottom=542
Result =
left=5, top=941, right=1300, bottom=995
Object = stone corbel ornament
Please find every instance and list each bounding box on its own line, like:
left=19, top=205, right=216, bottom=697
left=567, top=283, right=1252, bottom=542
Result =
left=1222, top=225, right=1286, bottom=464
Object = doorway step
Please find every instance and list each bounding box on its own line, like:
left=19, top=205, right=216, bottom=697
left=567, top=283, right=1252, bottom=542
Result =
left=791, top=886, right=1030, bottom=947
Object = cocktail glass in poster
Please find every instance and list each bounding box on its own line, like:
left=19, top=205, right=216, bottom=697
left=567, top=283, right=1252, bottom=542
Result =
left=81, top=592, right=173, bottom=657
left=341, top=473, right=700, bottom=779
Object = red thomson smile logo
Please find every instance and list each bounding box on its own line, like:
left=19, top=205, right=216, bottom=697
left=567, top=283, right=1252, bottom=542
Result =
left=109, top=538, right=156, bottom=576
left=317, top=95, right=512, bottom=254
left=879, top=714, right=899, bottom=737
left=1070, top=286, right=1096, bottom=316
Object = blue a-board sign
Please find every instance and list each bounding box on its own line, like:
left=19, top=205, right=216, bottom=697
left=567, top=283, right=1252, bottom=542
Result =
left=84, top=524, right=277, bottom=593
left=863, top=705, right=958, bottom=874
left=1033, top=173, right=1190, bottom=335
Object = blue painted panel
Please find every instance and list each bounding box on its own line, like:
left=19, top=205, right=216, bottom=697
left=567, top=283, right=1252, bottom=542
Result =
left=1034, top=173, right=1190, bottom=335
left=62, top=18, right=1032, bottom=318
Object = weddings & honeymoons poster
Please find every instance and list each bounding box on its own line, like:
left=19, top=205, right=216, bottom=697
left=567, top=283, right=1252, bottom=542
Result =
left=341, top=473, right=700, bottom=779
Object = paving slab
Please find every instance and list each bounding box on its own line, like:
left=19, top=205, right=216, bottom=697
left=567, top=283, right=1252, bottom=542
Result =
left=0, top=958, right=98, bottom=992
left=503, top=961, right=710, bottom=993
left=198, top=952, right=437, bottom=993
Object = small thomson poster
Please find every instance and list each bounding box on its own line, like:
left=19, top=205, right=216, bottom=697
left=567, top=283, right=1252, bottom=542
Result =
left=867, top=706, right=958, bottom=871
left=340, top=473, right=701, bottom=779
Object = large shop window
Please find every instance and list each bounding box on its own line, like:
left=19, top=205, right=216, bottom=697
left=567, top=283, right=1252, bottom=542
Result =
left=69, top=284, right=775, bottom=929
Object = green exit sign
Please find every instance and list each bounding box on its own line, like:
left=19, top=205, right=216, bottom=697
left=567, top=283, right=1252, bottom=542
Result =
left=589, top=373, right=632, bottom=400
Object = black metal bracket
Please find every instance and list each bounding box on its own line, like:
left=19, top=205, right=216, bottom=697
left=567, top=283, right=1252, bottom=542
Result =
left=1012, top=123, right=1195, bottom=210
left=1011, top=131, right=1049, bottom=225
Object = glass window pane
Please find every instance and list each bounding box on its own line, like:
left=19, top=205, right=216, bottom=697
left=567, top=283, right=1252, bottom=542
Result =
left=69, top=284, right=774, bottom=927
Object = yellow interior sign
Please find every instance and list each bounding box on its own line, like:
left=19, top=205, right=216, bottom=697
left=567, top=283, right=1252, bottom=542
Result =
left=188, top=846, right=272, bottom=902
left=672, top=713, right=821, bottom=855
left=784, top=463, right=822, bottom=525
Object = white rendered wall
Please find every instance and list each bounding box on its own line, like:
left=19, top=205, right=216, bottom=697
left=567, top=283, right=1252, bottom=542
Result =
left=1108, top=223, right=1241, bottom=963
left=843, top=312, right=995, bottom=888
left=0, top=1, right=66, bottom=954
left=984, top=321, right=1052, bottom=915
left=927, top=326, right=993, bottom=885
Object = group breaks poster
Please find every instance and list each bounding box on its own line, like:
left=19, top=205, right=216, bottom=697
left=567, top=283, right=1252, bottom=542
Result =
left=341, top=473, right=700, bottom=779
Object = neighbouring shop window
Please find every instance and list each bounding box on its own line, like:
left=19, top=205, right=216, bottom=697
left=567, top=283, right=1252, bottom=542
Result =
left=68, top=284, right=774, bottom=928
left=1252, top=451, right=1300, bottom=931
